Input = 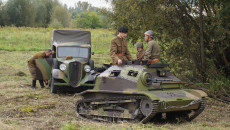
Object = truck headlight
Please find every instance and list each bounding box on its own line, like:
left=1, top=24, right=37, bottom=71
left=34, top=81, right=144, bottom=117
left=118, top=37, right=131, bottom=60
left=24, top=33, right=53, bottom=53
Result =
left=84, top=65, right=91, bottom=72
left=60, top=64, right=66, bottom=71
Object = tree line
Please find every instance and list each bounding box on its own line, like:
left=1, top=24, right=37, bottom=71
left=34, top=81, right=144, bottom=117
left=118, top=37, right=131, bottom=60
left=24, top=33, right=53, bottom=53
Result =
left=0, top=0, right=108, bottom=28
left=102, top=0, right=230, bottom=93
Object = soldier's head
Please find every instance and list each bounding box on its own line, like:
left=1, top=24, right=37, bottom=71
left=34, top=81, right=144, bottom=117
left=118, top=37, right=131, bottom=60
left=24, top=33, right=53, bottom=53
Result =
left=118, top=26, right=128, bottom=38
left=136, top=41, right=143, bottom=51
left=144, top=30, right=154, bottom=42
left=45, top=49, right=52, bottom=56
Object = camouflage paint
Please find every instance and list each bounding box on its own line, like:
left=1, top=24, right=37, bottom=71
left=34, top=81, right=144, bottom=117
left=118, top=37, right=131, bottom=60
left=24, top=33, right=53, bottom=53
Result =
left=35, top=29, right=96, bottom=90
left=78, top=63, right=207, bottom=115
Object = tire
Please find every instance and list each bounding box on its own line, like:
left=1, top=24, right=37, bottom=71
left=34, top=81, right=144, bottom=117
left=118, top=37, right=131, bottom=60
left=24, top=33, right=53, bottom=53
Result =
left=50, top=76, right=58, bottom=94
left=51, top=58, right=58, bottom=94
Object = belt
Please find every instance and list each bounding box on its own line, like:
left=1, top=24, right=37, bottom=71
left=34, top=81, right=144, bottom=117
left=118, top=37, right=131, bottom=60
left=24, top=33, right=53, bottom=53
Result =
left=147, top=58, right=160, bottom=64
left=151, top=59, right=159, bottom=62
left=116, top=53, right=125, bottom=56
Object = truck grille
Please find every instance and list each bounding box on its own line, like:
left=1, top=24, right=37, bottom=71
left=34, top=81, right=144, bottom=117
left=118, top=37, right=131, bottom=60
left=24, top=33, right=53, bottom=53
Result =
left=69, top=62, right=82, bottom=87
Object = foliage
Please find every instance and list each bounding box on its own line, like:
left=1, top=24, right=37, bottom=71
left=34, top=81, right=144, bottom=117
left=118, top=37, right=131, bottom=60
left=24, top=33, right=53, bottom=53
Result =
left=74, top=11, right=103, bottom=28
left=0, top=0, right=69, bottom=27
left=50, top=5, right=71, bottom=28
left=69, top=1, right=100, bottom=19
left=48, top=19, right=63, bottom=28
left=5, top=0, right=35, bottom=26
left=33, top=0, right=60, bottom=27
left=102, top=0, right=230, bottom=83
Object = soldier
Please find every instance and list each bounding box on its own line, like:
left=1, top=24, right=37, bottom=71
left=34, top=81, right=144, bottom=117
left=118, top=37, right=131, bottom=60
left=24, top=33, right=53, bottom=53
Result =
left=28, top=49, right=52, bottom=89
left=143, top=30, right=160, bottom=64
left=110, top=26, right=133, bottom=65
left=136, top=41, right=145, bottom=61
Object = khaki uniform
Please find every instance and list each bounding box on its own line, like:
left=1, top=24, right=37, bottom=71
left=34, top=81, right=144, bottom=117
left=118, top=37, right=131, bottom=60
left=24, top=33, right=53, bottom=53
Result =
left=28, top=51, right=47, bottom=80
left=136, top=49, right=145, bottom=60
left=110, top=36, right=133, bottom=64
left=143, top=40, right=160, bottom=60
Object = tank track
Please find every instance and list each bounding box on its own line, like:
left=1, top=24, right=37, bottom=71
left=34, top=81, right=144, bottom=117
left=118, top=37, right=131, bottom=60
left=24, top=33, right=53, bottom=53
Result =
left=76, top=96, right=159, bottom=123
left=186, top=97, right=206, bottom=121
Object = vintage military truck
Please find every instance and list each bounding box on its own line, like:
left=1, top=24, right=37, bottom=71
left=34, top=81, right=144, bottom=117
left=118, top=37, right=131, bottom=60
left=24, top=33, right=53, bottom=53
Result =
left=35, top=29, right=97, bottom=93
left=75, top=62, right=207, bottom=123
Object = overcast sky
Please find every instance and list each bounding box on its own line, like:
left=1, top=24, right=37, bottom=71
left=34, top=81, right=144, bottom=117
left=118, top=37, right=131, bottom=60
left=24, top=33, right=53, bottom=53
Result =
left=59, top=0, right=111, bottom=8
left=2, top=0, right=111, bottom=8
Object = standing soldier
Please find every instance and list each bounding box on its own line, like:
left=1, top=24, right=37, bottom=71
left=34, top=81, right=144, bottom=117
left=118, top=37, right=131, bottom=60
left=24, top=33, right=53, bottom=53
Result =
left=143, top=30, right=160, bottom=64
left=28, top=49, right=52, bottom=89
left=110, top=26, right=133, bottom=65
left=136, top=41, right=145, bottom=61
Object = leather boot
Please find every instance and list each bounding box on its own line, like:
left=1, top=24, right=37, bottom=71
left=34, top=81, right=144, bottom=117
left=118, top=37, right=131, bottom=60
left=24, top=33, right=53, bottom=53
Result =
left=32, top=80, right=36, bottom=89
left=39, top=80, right=45, bottom=88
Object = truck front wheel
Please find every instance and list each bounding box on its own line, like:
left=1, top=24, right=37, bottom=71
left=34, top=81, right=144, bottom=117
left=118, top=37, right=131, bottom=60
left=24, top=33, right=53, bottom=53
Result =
left=50, top=76, right=58, bottom=94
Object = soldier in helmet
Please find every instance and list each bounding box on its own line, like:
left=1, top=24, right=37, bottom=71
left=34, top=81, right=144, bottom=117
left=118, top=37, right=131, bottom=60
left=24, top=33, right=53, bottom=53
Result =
left=28, top=49, right=52, bottom=89
left=110, top=26, right=133, bottom=65
left=136, top=41, right=145, bottom=61
left=143, top=30, right=160, bottom=64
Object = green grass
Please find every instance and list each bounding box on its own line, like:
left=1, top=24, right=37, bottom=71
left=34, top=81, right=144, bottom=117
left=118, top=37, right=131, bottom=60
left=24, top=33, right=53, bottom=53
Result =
left=0, top=27, right=137, bottom=54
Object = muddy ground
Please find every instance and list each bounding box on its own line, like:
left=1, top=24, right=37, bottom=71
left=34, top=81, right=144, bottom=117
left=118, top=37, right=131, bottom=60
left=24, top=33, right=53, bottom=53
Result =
left=0, top=51, right=230, bottom=130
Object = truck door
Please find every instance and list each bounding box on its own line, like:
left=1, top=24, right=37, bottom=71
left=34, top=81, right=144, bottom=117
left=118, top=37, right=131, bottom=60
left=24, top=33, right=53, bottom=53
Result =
left=35, top=58, right=53, bottom=80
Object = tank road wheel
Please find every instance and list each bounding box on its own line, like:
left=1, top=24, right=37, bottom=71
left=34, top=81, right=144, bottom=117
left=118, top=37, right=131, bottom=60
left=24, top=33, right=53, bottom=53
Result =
left=140, top=97, right=159, bottom=123
left=140, top=98, right=153, bottom=116
left=50, top=76, right=58, bottom=94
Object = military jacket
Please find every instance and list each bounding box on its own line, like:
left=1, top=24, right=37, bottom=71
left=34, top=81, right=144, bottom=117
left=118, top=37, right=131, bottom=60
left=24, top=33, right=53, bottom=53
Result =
left=136, top=49, right=145, bottom=60
left=143, top=40, right=160, bottom=60
left=110, top=36, right=133, bottom=64
left=28, top=51, right=47, bottom=67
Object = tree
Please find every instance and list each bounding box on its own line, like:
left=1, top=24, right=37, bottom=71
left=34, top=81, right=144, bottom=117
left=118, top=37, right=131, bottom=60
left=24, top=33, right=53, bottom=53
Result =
left=75, top=11, right=102, bottom=28
left=50, top=5, right=71, bottom=27
left=0, top=0, right=9, bottom=26
left=6, top=0, right=35, bottom=26
left=102, top=0, right=230, bottom=82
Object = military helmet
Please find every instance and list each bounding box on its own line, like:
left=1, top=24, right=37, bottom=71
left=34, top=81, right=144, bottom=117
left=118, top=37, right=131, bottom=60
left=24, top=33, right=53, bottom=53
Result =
left=118, top=26, right=128, bottom=33
left=144, top=30, right=154, bottom=38
left=136, top=41, right=143, bottom=48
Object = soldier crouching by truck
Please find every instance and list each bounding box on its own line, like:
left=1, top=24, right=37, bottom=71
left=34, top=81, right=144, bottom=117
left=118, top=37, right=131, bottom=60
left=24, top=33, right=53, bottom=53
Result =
left=27, top=49, right=52, bottom=89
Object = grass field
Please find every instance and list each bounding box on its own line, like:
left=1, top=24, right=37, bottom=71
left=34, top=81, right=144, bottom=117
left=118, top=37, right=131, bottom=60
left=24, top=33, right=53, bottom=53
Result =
left=0, top=27, right=137, bottom=53
left=0, top=27, right=230, bottom=129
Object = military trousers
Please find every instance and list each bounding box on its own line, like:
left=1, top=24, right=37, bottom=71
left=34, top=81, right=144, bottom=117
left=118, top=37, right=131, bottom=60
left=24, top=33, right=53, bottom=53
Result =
left=28, top=64, right=36, bottom=80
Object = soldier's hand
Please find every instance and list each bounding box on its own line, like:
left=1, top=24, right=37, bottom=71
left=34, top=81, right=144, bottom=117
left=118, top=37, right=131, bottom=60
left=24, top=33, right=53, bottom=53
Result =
left=44, top=80, right=48, bottom=85
left=118, top=59, right=122, bottom=65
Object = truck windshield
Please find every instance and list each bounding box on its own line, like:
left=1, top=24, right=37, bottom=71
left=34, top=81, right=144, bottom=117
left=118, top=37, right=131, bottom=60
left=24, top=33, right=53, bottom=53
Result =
left=57, top=47, right=89, bottom=58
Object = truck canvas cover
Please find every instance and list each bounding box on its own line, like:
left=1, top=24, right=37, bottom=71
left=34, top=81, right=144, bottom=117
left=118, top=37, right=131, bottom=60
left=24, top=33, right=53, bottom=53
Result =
left=52, top=29, right=91, bottom=45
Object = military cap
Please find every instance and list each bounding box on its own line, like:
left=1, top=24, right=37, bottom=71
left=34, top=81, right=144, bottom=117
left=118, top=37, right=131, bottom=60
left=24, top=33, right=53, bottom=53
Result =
left=144, top=30, right=154, bottom=38
left=136, top=41, right=143, bottom=48
left=118, top=26, right=128, bottom=33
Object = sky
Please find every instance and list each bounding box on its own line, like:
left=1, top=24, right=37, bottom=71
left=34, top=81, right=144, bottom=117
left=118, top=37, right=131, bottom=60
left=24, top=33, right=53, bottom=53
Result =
left=2, top=0, right=111, bottom=8
left=59, top=0, right=111, bottom=8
